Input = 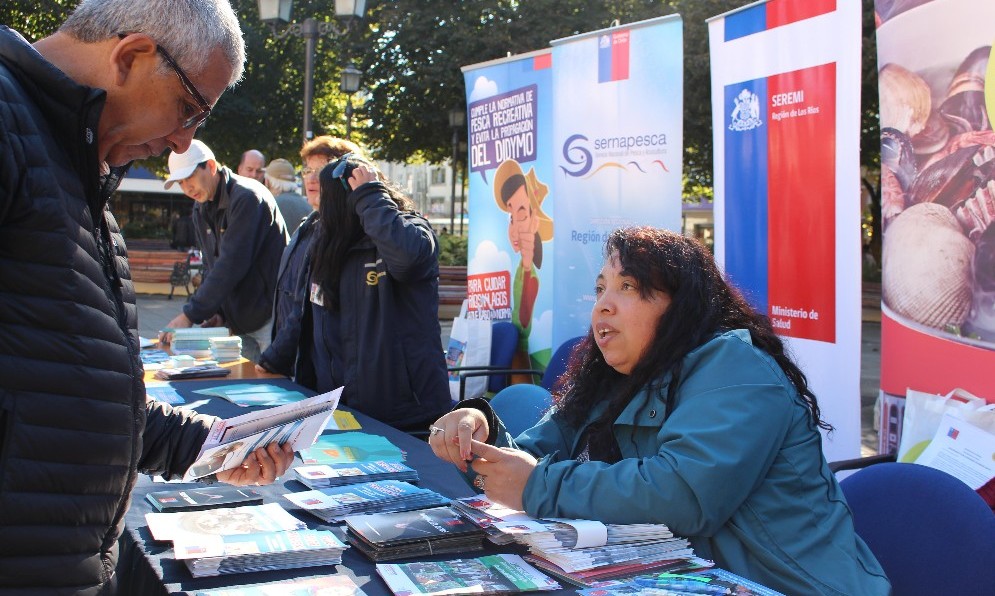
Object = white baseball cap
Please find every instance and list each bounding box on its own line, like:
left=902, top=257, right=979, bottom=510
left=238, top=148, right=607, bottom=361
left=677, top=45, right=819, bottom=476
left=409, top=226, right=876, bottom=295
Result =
left=164, top=140, right=215, bottom=189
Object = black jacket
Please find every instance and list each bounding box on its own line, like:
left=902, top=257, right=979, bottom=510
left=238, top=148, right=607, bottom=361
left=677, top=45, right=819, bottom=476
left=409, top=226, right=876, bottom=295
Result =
left=184, top=168, right=288, bottom=334
left=259, top=211, right=319, bottom=375
left=0, top=27, right=214, bottom=594
left=294, top=182, right=451, bottom=430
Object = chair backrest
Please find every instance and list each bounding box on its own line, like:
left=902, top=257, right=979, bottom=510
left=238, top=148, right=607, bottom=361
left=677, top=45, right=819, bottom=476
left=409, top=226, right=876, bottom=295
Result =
left=541, top=335, right=584, bottom=391
left=839, top=462, right=995, bottom=595
left=487, top=321, right=519, bottom=393
left=489, top=384, right=553, bottom=437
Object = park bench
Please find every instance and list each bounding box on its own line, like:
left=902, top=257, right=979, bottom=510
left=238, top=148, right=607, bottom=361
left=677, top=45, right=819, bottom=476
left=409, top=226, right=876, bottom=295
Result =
left=438, top=264, right=467, bottom=319
left=128, top=249, right=189, bottom=284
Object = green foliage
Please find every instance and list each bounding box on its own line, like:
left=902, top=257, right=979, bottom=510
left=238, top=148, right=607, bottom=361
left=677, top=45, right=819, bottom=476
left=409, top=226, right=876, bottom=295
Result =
left=438, top=233, right=468, bottom=266
left=122, top=219, right=169, bottom=240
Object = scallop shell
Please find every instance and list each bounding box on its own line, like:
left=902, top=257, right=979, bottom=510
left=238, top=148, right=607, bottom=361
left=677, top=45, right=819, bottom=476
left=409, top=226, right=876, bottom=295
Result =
left=879, top=63, right=932, bottom=137
left=883, top=203, right=975, bottom=328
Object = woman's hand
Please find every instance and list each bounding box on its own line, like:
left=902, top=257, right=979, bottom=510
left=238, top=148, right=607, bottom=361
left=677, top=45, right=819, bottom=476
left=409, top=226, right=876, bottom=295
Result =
left=428, top=408, right=489, bottom=472
left=216, top=442, right=295, bottom=486
left=347, top=164, right=378, bottom=190
left=467, top=440, right=537, bottom=511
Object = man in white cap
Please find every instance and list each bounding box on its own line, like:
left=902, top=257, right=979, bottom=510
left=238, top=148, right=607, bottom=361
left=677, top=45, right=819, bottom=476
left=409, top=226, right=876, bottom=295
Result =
left=162, top=139, right=289, bottom=363
left=0, top=1, right=295, bottom=592
left=265, top=157, right=311, bottom=235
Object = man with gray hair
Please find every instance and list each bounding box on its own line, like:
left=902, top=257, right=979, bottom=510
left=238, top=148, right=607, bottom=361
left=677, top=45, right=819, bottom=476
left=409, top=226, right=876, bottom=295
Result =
left=0, top=1, right=294, bottom=593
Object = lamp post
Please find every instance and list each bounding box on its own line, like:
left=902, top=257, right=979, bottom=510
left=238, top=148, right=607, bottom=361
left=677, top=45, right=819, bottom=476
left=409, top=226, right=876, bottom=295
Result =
left=448, top=106, right=466, bottom=233
left=258, top=0, right=366, bottom=144
left=339, top=63, right=362, bottom=140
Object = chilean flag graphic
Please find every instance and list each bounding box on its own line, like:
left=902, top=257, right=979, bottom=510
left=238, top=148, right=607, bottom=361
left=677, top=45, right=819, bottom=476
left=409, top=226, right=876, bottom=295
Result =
left=598, top=30, right=630, bottom=83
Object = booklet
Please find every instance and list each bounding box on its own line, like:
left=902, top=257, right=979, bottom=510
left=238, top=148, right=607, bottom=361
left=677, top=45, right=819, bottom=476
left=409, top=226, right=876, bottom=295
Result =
left=175, top=528, right=348, bottom=577
left=293, top=461, right=419, bottom=489
left=577, top=568, right=786, bottom=596
left=194, top=574, right=364, bottom=596
left=377, top=554, right=561, bottom=595
left=183, top=386, right=342, bottom=481
left=345, top=506, right=486, bottom=561
left=145, top=486, right=263, bottom=512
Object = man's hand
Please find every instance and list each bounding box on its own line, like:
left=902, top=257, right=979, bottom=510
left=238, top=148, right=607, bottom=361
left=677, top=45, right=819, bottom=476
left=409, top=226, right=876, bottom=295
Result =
left=216, top=443, right=294, bottom=487
left=467, top=439, right=537, bottom=511
left=160, top=312, right=194, bottom=344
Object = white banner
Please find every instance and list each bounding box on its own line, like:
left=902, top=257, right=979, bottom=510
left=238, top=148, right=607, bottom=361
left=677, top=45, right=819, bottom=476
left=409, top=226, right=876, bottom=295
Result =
left=709, top=0, right=863, bottom=461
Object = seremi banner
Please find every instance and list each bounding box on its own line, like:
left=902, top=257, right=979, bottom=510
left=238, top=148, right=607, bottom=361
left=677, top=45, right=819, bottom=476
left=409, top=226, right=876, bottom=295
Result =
left=709, top=0, right=862, bottom=461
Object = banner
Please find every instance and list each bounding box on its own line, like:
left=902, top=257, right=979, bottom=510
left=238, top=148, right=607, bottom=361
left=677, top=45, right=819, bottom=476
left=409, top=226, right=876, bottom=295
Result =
left=709, top=0, right=863, bottom=461
left=462, top=50, right=555, bottom=367
left=874, top=0, right=995, bottom=452
left=550, top=16, right=684, bottom=346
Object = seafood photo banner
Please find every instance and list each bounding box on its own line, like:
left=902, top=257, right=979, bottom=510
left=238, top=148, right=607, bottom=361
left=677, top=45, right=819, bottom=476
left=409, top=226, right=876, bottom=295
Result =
left=461, top=49, right=556, bottom=368
left=549, top=15, right=684, bottom=346
left=709, top=0, right=863, bottom=460
left=875, top=0, right=995, bottom=453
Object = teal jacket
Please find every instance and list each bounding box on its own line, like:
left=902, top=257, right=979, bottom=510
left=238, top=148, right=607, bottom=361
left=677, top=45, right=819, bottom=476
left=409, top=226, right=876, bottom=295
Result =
left=498, top=330, right=890, bottom=595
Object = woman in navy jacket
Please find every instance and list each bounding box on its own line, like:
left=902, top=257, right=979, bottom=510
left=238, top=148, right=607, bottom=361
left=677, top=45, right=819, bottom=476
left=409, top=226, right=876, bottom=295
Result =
left=294, top=155, right=451, bottom=431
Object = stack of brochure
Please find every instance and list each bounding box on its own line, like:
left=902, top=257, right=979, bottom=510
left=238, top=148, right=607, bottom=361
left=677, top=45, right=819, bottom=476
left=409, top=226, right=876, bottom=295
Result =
left=345, top=506, right=486, bottom=562
left=451, top=496, right=700, bottom=587
left=209, top=335, right=242, bottom=362
left=194, top=574, right=365, bottom=596
left=575, top=568, right=787, bottom=596
left=174, top=528, right=348, bottom=578
left=298, top=432, right=406, bottom=465
left=169, top=327, right=231, bottom=357
left=145, top=503, right=306, bottom=541
left=377, top=554, right=561, bottom=595
left=284, top=480, right=449, bottom=522
left=293, top=461, right=420, bottom=489
left=450, top=495, right=534, bottom=545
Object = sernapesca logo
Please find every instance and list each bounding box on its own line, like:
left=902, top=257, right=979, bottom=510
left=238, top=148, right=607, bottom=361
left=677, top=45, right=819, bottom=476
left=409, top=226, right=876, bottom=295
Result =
left=560, top=132, right=669, bottom=178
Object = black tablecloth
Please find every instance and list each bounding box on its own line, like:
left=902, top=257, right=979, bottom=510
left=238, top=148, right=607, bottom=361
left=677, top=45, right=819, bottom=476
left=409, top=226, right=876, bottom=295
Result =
left=118, top=378, right=576, bottom=595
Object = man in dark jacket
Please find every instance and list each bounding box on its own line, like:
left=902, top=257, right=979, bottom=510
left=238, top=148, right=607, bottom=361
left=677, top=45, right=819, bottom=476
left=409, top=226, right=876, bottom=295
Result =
left=0, top=2, right=293, bottom=593
left=162, top=139, right=289, bottom=363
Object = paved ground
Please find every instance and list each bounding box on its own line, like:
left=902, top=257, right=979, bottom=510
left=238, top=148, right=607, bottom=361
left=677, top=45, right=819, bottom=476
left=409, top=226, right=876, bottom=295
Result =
left=136, top=293, right=881, bottom=455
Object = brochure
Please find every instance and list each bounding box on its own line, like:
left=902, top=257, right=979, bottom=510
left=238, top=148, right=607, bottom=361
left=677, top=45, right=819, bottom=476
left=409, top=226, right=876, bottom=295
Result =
left=145, top=486, right=263, bottom=512
left=145, top=502, right=306, bottom=541
left=183, top=386, right=342, bottom=481
left=194, top=574, right=364, bottom=595
left=377, top=554, right=561, bottom=595
left=298, top=431, right=405, bottom=465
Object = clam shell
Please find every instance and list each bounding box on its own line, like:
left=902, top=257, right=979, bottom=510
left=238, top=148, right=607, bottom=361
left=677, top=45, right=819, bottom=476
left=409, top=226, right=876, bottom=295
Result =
left=883, top=203, right=975, bottom=328
left=879, top=63, right=932, bottom=137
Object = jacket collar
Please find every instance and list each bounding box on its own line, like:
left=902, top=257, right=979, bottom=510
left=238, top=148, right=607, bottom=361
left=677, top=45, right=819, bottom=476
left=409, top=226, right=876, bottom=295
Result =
left=0, top=26, right=108, bottom=217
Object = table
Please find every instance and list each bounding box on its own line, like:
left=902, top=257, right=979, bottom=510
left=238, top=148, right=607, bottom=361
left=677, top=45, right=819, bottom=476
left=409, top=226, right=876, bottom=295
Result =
left=118, top=378, right=578, bottom=595
left=143, top=356, right=283, bottom=384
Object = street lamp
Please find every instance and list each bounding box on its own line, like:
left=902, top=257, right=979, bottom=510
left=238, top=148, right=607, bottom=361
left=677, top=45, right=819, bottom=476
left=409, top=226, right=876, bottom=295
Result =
left=258, top=0, right=366, bottom=144
left=448, top=106, right=466, bottom=233
left=339, top=63, right=362, bottom=140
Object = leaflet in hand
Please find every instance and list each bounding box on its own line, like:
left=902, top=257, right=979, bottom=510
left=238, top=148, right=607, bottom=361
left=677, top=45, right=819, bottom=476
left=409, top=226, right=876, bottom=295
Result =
left=183, top=386, right=342, bottom=481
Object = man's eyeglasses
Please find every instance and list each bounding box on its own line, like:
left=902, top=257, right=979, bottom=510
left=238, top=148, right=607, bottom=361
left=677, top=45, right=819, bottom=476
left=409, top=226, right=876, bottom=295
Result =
left=118, top=34, right=212, bottom=129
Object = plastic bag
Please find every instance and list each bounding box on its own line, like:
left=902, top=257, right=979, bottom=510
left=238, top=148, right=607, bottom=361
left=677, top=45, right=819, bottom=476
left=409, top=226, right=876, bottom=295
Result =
left=444, top=300, right=492, bottom=402
left=898, top=388, right=995, bottom=462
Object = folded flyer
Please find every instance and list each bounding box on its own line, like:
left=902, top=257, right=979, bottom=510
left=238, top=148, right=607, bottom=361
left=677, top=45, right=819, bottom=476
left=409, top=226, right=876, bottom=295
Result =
left=183, top=387, right=342, bottom=481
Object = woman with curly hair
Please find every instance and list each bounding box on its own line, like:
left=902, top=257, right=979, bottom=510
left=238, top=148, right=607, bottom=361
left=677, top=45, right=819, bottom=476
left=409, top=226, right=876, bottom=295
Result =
left=429, top=226, right=889, bottom=595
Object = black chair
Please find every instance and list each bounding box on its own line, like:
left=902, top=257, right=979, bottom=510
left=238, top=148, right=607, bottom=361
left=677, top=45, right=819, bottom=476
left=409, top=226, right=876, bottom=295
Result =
left=168, top=256, right=192, bottom=300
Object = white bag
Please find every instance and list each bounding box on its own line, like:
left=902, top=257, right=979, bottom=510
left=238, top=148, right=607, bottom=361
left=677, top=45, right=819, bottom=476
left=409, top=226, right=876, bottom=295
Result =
left=444, top=300, right=492, bottom=402
left=897, top=388, right=995, bottom=462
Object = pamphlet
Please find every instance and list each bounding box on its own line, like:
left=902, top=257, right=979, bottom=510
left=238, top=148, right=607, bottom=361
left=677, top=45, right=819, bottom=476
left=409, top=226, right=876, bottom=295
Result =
left=376, top=554, right=561, bottom=595
left=183, top=387, right=342, bottom=481
left=915, top=412, right=995, bottom=489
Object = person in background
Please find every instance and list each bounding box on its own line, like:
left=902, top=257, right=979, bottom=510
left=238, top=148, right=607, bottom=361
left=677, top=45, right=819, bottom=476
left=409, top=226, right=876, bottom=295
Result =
left=0, top=1, right=294, bottom=593
left=264, top=157, right=310, bottom=236
left=429, top=227, right=891, bottom=595
left=161, top=139, right=289, bottom=363
left=237, top=148, right=266, bottom=183
left=292, top=154, right=451, bottom=431
left=170, top=207, right=196, bottom=250
left=256, top=136, right=361, bottom=376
